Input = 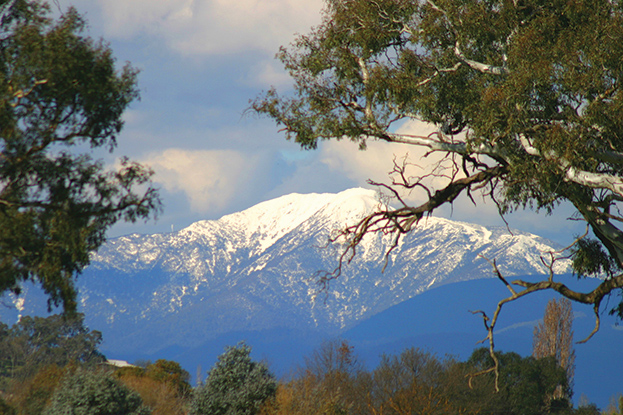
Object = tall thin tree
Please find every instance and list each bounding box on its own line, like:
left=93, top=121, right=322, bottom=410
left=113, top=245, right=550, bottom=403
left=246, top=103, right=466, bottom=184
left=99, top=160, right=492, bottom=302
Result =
left=533, top=298, right=576, bottom=400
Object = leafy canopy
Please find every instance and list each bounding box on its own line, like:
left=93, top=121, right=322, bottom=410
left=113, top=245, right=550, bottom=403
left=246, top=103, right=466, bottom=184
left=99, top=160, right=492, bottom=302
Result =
left=0, top=313, right=104, bottom=388
left=190, top=342, right=277, bottom=415
left=43, top=368, right=150, bottom=415
left=253, top=0, right=623, bottom=343
left=253, top=0, right=623, bottom=391
left=464, top=348, right=571, bottom=414
left=0, top=0, right=160, bottom=312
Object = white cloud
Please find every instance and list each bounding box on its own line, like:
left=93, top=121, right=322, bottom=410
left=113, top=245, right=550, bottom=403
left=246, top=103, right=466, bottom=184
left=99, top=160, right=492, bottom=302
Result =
left=242, top=59, right=293, bottom=89
left=142, top=148, right=260, bottom=213
left=318, top=120, right=454, bottom=205
left=90, top=0, right=324, bottom=56
left=314, top=120, right=526, bottom=228
left=311, top=121, right=583, bottom=241
left=320, top=139, right=411, bottom=185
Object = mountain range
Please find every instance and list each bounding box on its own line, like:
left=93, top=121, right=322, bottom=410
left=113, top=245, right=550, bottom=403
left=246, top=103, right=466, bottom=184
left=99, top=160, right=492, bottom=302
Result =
left=1, top=187, right=619, bottom=407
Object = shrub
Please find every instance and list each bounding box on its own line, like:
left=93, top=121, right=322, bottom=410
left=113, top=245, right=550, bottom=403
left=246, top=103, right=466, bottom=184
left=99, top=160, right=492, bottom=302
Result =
left=43, top=368, right=150, bottom=415
left=190, top=342, right=276, bottom=415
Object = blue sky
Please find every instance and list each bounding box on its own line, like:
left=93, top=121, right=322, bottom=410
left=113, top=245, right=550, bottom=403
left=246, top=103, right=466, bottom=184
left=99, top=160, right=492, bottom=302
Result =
left=58, top=0, right=584, bottom=246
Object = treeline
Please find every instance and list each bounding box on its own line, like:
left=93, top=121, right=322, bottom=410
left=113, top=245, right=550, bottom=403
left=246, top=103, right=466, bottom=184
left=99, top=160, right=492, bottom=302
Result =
left=1, top=313, right=621, bottom=415
left=0, top=314, right=190, bottom=415
left=265, top=339, right=594, bottom=415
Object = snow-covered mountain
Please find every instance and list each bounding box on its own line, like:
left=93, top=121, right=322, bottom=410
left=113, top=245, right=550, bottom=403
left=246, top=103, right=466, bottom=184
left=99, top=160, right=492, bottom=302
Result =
left=2, top=188, right=571, bottom=356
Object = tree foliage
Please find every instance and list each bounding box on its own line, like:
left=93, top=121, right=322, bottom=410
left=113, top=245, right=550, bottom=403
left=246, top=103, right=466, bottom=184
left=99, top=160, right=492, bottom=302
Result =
left=0, top=396, right=15, bottom=415
left=463, top=348, right=571, bottom=414
left=0, top=0, right=160, bottom=313
left=144, top=359, right=191, bottom=397
left=190, top=342, right=277, bottom=415
left=272, top=339, right=362, bottom=415
left=0, top=313, right=103, bottom=389
left=43, top=368, right=150, bottom=415
left=604, top=395, right=623, bottom=415
left=253, top=0, right=623, bottom=386
left=358, top=348, right=457, bottom=415
left=263, top=343, right=587, bottom=415
left=533, top=297, right=576, bottom=400
left=7, top=363, right=69, bottom=415
left=114, top=359, right=191, bottom=415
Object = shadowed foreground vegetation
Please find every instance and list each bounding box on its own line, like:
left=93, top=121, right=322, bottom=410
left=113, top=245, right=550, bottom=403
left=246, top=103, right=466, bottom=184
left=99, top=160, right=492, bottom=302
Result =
left=1, top=314, right=622, bottom=415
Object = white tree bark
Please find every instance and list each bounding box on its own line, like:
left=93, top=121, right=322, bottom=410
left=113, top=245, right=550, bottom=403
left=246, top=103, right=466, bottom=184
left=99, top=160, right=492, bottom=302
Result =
left=518, top=133, right=623, bottom=197
left=383, top=132, right=506, bottom=159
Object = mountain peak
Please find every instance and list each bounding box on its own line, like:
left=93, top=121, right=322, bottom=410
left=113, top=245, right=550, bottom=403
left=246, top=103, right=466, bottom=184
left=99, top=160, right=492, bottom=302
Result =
left=3, top=188, right=573, bottom=358
left=176, top=188, right=379, bottom=255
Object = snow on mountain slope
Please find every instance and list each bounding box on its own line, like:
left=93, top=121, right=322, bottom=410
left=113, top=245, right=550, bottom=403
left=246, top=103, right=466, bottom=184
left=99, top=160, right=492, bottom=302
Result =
left=89, top=190, right=368, bottom=276
left=1, top=188, right=572, bottom=356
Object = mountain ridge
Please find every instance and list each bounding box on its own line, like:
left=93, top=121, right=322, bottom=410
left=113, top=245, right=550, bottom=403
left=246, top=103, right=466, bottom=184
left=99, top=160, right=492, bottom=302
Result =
left=2, top=188, right=619, bottom=408
left=2, top=188, right=572, bottom=356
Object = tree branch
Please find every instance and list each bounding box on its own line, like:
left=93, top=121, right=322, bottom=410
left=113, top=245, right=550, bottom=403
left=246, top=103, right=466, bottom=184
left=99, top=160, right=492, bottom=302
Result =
left=518, top=133, right=623, bottom=198
left=468, top=309, right=500, bottom=392
left=454, top=40, right=508, bottom=75
left=426, top=0, right=508, bottom=75
left=376, top=132, right=508, bottom=161
left=317, top=165, right=506, bottom=287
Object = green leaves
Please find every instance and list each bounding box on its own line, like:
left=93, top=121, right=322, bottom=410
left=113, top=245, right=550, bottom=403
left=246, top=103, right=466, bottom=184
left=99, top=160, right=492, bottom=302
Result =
left=252, top=0, right=623, bottom=347
left=191, top=342, right=276, bottom=415
left=1, top=6, right=139, bottom=149
left=0, top=313, right=104, bottom=386
left=44, top=368, right=150, bottom=415
left=0, top=1, right=160, bottom=312
left=572, top=237, right=619, bottom=279
left=463, top=349, right=571, bottom=415
left=255, top=0, right=623, bottom=187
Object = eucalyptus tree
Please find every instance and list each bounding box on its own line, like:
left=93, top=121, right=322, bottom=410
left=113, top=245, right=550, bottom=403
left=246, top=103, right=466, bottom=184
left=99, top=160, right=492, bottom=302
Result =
left=0, top=313, right=104, bottom=387
left=0, top=0, right=160, bottom=313
left=253, top=0, right=623, bottom=388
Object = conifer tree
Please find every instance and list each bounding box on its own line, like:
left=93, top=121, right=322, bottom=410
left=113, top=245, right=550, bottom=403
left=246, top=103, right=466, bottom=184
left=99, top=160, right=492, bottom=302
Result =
left=190, top=342, right=276, bottom=415
left=43, top=368, right=150, bottom=415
